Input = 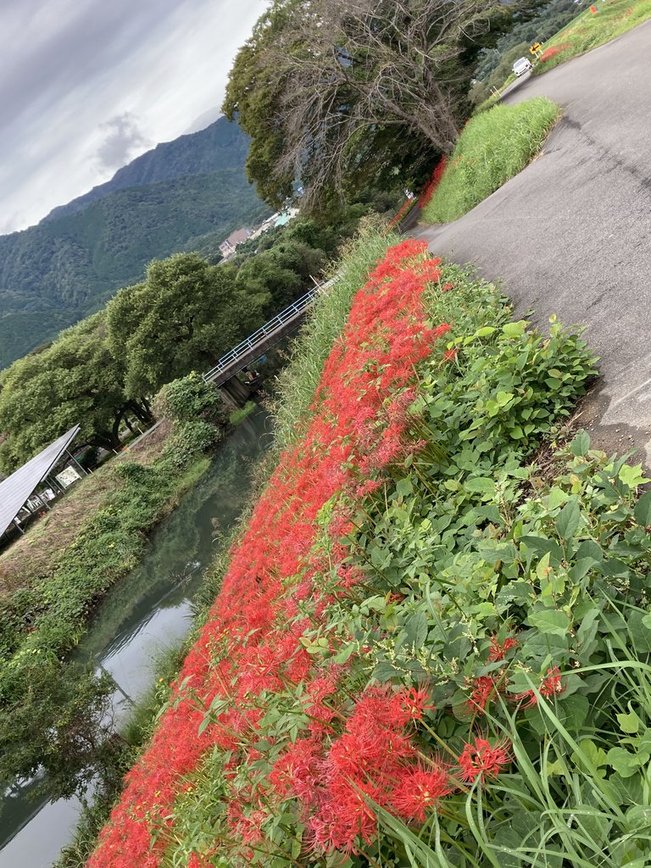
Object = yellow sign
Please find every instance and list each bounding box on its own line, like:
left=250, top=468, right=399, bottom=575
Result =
left=530, top=42, right=543, bottom=57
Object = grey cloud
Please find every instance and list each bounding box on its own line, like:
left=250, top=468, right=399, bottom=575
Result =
left=96, top=113, right=151, bottom=171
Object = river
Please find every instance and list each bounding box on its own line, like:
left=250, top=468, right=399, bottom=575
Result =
left=0, top=406, right=272, bottom=867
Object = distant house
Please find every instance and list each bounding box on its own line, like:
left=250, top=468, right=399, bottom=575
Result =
left=219, top=227, right=252, bottom=259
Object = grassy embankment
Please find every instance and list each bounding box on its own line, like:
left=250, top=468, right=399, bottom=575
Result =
left=534, top=0, right=651, bottom=72
left=52, top=221, right=402, bottom=867
left=86, top=223, right=651, bottom=866
left=421, top=97, right=559, bottom=224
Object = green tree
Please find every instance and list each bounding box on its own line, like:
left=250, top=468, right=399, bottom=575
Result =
left=0, top=314, right=135, bottom=472
left=224, top=0, right=510, bottom=209
left=107, top=253, right=269, bottom=398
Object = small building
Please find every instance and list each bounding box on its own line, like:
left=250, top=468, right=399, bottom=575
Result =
left=0, top=424, right=85, bottom=545
left=219, top=227, right=253, bottom=259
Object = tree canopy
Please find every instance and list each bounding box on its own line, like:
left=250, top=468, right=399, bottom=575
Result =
left=224, top=0, right=511, bottom=210
left=0, top=314, right=129, bottom=470
left=106, top=254, right=269, bottom=399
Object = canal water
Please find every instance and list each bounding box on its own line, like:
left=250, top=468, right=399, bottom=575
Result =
left=0, top=407, right=272, bottom=867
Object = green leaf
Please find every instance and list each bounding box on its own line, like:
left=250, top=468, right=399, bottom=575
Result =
left=619, top=463, right=651, bottom=490
left=555, top=499, right=581, bottom=541
left=571, top=430, right=591, bottom=457
left=528, top=608, right=570, bottom=637
left=464, top=477, right=496, bottom=497
left=617, top=709, right=641, bottom=735
left=634, top=490, right=651, bottom=526
left=607, top=747, right=644, bottom=778
left=474, top=326, right=497, bottom=338
left=403, top=612, right=428, bottom=650
left=502, top=321, right=527, bottom=338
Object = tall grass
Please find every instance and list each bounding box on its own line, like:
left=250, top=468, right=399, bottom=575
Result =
left=534, top=0, right=651, bottom=73
left=422, top=98, right=560, bottom=225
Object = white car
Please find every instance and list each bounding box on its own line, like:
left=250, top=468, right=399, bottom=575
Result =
left=513, top=57, right=533, bottom=77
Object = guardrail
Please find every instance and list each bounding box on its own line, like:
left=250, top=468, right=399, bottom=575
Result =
left=203, top=284, right=327, bottom=383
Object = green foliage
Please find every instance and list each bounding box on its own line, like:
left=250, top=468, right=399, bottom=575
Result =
left=224, top=0, right=511, bottom=210
left=0, top=419, right=218, bottom=797
left=0, top=118, right=271, bottom=369
left=0, top=313, right=130, bottom=472
left=474, top=0, right=580, bottom=81
left=162, top=421, right=222, bottom=470
left=107, top=253, right=268, bottom=398
left=422, top=98, right=560, bottom=224
left=532, top=0, right=651, bottom=74
left=154, top=372, right=226, bottom=426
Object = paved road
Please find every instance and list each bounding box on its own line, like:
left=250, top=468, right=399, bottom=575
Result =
left=416, top=21, right=651, bottom=463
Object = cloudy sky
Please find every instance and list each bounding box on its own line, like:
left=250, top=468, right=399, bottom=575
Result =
left=0, top=0, right=268, bottom=234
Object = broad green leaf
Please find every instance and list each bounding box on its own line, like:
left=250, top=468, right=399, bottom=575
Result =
left=571, top=429, right=591, bottom=457
left=502, top=321, right=527, bottom=337
left=464, top=477, right=496, bottom=497
left=619, top=463, right=651, bottom=490
left=607, top=747, right=644, bottom=778
left=527, top=608, right=570, bottom=637
left=634, top=490, right=651, bottom=526
left=555, top=498, right=581, bottom=541
left=617, top=709, right=641, bottom=735
left=403, top=612, right=428, bottom=650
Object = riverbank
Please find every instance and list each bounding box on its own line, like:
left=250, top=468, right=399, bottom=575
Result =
left=0, top=382, right=234, bottom=807
left=87, top=234, right=650, bottom=865
left=0, top=406, right=273, bottom=866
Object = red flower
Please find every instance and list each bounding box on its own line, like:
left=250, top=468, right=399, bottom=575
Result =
left=443, top=348, right=457, bottom=362
left=458, top=737, right=510, bottom=783
left=391, top=765, right=451, bottom=822
left=540, top=665, right=564, bottom=699
left=513, top=666, right=564, bottom=707
left=467, top=675, right=500, bottom=713
left=398, top=687, right=434, bottom=721
left=488, top=635, right=518, bottom=662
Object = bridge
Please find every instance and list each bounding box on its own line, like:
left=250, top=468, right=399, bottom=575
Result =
left=203, top=280, right=332, bottom=389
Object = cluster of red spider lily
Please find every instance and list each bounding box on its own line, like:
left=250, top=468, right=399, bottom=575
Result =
left=418, top=156, right=448, bottom=208
left=88, top=241, right=509, bottom=866
left=539, top=44, right=570, bottom=63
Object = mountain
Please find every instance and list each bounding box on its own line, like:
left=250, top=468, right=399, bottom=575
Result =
left=0, top=117, right=270, bottom=369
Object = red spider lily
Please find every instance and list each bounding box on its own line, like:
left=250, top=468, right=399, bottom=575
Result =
left=391, top=765, right=452, bottom=822
left=513, top=666, right=564, bottom=707
left=418, top=157, right=448, bottom=208
left=467, top=675, right=501, bottom=714
left=488, top=635, right=518, bottom=662
left=87, top=240, right=454, bottom=866
left=539, top=44, right=570, bottom=63
left=458, top=737, right=510, bottom=783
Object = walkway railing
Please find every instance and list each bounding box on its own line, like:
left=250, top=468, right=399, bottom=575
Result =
left=203, top=282, right=331, bottom=383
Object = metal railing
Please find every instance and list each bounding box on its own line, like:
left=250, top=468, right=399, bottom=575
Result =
left=203, top=283, right=330, bottom=383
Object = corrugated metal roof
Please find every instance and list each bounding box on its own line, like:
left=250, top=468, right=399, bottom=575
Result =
left=0, top=424, right=80, bottom=539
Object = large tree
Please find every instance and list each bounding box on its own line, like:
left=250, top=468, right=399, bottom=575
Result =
left=224, top=0, right=510, bottom=209
left=0, top=314, right=137, bottom=471
left=107, top=253, right=269, bottom=398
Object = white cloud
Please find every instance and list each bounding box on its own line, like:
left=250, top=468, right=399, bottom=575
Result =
left=0, top=0, right=267, bottom=233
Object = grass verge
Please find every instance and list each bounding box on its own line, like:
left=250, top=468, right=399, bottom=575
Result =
left=534, top=0, right=651, bottom=73
left=421, top=97, right=560, bottom=224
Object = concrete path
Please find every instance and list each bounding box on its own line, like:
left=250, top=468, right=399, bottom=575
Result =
left=415, top=20, right=651, bottom=463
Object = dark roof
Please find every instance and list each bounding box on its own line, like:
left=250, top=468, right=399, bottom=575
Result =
left=0, top=425, right=80, bottom=539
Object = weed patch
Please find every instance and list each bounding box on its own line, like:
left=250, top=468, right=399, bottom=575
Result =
left=422, top=98, right=560, bottom=224
left=534, top=0, right=651, bottom=73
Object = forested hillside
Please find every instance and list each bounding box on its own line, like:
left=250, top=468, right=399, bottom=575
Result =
left=0, top=118, right=270, bottom=368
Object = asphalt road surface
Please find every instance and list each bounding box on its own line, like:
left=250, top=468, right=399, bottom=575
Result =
left=416, top=20, right=651, bottom=464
